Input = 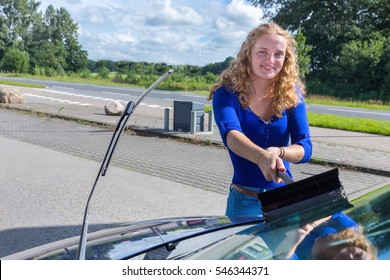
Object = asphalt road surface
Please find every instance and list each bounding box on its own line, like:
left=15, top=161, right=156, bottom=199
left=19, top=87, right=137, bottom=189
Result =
left=1, top=76, right=389, bottom=121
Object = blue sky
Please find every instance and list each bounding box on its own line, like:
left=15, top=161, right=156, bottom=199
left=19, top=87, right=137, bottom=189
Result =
left=37, top=0, right=264, bottom=66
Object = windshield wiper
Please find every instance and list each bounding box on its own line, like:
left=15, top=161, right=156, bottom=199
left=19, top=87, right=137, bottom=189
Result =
left=77, top=69, right=174, bottom=260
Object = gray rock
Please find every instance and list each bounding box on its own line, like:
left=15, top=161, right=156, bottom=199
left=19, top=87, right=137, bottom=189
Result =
left=0, top=88, right=25, bottom=104
left=104, top=100, right=124, bottom=116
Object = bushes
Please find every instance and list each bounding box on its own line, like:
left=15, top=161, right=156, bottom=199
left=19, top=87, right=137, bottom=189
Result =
left=314, top=34, right=390, bottom=104
left=1, top=49, right=30, bottom=73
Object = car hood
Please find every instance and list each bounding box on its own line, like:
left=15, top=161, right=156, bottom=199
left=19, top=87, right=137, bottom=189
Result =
left=3, top=185, right=389, bottom=260
left=2, top=216, right=263, bottom=260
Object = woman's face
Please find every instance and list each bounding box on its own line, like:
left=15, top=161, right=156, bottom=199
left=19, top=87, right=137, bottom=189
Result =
left=312, top=238, right=372, bottom=260
left=331, top=246, right=371, bottom=260
left=250, top=33, right=287, bottom=81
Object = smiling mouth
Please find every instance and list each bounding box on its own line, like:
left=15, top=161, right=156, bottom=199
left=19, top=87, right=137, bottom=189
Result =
left=261, top=65, right=275, bottom=71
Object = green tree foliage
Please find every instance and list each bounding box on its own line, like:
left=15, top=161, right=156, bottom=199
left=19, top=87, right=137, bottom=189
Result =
left=328, top=34, right=389, bottom=102
left=248, top=0, right=389, bottom=102
left=201, top=56, right=234, bottom=75
left=1, top=47, right=29, bottom=72
left=0, top=0, right=41, bottom=57
left=0, top=0, right=87, bottom=73
left=294, top=28, right=312, bottom=79
left=95, top=60, right=110, bottom=79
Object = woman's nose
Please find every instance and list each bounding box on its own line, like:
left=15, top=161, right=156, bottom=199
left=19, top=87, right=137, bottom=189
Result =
left=264, top=54, right=274, bottom=62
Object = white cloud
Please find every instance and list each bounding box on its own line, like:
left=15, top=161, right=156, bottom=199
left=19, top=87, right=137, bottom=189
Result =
left=145, top=0, right=203, bottom=26
left=36, top=0, right=264, bottom=66
left=226, top=0, right=263, bottom=26
left=210, top=0, right=263, bottom=46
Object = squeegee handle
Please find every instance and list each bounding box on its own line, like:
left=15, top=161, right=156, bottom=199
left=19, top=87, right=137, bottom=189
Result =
left=277, top=170, right=294, bottom=184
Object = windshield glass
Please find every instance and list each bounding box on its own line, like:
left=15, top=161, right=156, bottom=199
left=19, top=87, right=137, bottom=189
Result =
left=24, top=187, right=389, bottom=261
left=186, top=186, right=389, bottom=260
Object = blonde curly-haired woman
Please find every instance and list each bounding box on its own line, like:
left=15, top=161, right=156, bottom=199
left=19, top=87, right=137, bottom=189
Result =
left=208, top=22, right=312, bottom=217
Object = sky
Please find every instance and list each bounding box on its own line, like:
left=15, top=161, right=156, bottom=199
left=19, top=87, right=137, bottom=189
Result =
left=36, top=0, right=264, bottom=66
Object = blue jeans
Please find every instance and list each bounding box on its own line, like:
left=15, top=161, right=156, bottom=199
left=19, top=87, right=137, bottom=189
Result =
left=225, top=184, right=265, bottom=218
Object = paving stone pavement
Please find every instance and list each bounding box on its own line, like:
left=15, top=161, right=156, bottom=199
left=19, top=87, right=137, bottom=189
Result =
left=1, top=106, right=389, bottom=201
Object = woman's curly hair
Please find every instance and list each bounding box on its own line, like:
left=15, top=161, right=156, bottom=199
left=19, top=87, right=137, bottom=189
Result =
left=208, top=22, right=305, bottom=117
left=313, top=226, right=377, bottom=260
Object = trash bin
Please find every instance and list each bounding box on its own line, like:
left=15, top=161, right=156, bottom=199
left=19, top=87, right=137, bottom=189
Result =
left=173, top=100, right=204, bottom=132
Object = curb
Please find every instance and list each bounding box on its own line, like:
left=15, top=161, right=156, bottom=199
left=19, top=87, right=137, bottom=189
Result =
left=309, top=157, right=390, bottom=178
left=2, top=105, right=389, bottom=178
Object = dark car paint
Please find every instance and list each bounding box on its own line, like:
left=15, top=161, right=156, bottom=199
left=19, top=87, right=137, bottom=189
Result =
left=2, top=186, right=389, bottom=260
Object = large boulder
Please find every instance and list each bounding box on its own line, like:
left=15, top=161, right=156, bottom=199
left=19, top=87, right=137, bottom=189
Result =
left=104, top=100, right=124, bottom=116
left=0, top=88, right=25, bottom=104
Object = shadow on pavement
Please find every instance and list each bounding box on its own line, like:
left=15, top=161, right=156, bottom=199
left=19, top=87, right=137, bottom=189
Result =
left=0, top=223, right=121, bottom=258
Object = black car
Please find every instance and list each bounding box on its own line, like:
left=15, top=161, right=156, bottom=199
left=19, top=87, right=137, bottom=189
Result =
left=2, top=182, right=388, bottom=260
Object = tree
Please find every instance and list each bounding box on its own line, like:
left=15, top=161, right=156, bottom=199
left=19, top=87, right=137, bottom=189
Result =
left=247, top=0, right=389, bottom=102
left=154, top=63, right=170, bottom=75
left=0, top=0, right=41, bottom=59
left=65, top=36, right=88, bottom=72
left=42, top=5, right=87, bottom=72
left=250, top=0, right=390, bottom=71
left=201, top=57, right=234, bottom=75
left=114, top=60, right=129, bottom=83
left=248, top=0, right=388, bottom=73
left=1, top=48, right=29, bottom=73
left=96, top=60, right=110, bottom=79
left=294, top=28, right=312, bottom=79
left=1, top=1, right=87, bottom=73
left=33, top=41, right=66, bottom=70
left=328, top=34, right=389, bottom=101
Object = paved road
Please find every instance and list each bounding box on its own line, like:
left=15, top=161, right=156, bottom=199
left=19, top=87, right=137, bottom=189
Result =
left=1, top=107, right=388, bottom=195
left=0, top=124, right=227, bottom=258
left=1, top=76, right=389, bottom=120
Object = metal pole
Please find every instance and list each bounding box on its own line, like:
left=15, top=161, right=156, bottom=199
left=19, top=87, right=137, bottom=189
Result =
left=190, top=110, right=196, bottom=134
left=208, top=110, right=214, bottom=132
left=164, top=108, right=170, bottom=131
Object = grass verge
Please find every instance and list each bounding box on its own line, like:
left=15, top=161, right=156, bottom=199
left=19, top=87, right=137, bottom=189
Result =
left=306, top=94, right=390, bottom=111
left=1, top=77, right=389, bottom=135
left=0, top=80, right=46, bottom=88
left=308, top=112, right=390, bottom=136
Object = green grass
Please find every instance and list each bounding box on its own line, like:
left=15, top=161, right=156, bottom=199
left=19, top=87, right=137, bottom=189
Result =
left=1, top=74, right=389, bottom=135
left=0, top=79, right=46, bottom=88
left=308, top=112, right=390, bottom=136
left=306, top=94, right=390, bottom=111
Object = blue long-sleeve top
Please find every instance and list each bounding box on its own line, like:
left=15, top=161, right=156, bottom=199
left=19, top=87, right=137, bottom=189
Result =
left=294, top=212, right=358, bottom=259
left=212, top=86, right=312, bottom=189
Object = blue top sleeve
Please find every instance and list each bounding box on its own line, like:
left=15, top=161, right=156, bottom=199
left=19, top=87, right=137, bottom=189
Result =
left=212, top=86, right=312, bottom=188
left=286, top=93, right=312, bottom=163
left=212, top=87, right=243, bottom=147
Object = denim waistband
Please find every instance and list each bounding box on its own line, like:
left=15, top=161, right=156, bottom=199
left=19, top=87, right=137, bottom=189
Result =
left=231, top=183, right=267, bottom=192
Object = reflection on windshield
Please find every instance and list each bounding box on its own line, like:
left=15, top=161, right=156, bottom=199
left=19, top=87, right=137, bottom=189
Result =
left=310, top=224, right=376, bottom=260
left=223, top=187, right=390, bottom=260
left=185, top=187, right=389, bottom=261
left=289, top=213, right=377, bottom=260
left=221, top=212, right=378, bottom=260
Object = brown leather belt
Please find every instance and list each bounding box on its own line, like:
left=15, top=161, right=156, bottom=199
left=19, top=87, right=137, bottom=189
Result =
left=231, top=183, right=266, bottom=197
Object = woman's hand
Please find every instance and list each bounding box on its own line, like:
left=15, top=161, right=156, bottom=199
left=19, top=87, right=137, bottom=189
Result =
left=266, top=146, right=282, bottom=157
left=226, top=131, right=287, bottom=184
left=257, top=150, right=286, bottom=183
left=267, top=145, right=305, bottom=163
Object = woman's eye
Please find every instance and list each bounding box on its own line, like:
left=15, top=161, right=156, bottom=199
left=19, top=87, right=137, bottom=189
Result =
left=274, top=52, right=285, bottom=59
left=258, top=51, right=267, bottom=56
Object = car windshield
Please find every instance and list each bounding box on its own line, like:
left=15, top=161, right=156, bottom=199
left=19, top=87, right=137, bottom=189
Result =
left=185, top=186, right=389, bottom=260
